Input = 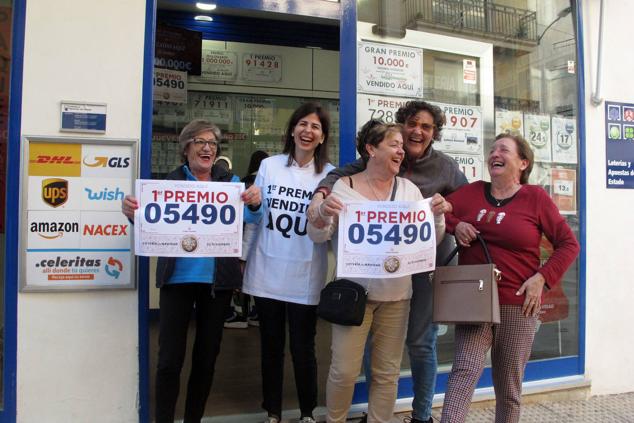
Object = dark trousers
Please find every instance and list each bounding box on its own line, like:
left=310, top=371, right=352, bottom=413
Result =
left=155, top=284, right=232, bottom=423
left=254, top=296, right=318, bottom=418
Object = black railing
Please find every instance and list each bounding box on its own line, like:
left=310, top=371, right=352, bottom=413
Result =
left=403, top=0, right=537, bottom=43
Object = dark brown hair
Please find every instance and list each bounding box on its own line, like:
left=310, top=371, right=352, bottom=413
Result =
left=395, top=100, right=446, bottom=141
left=494, top=133, right=534, bottom=184
left=282, top=102, right=330, bottom=173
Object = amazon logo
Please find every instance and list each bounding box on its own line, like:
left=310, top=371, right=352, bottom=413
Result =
left=82, top=156, right=130, bottom=168
left=30, top=220, right=79, bottom=239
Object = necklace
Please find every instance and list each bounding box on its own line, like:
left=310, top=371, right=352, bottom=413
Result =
left=364, top=171, right=391, bottom=201
left=487, top=183, right=520, bottom=207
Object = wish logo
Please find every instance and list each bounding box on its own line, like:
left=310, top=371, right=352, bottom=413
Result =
left=83, top=156, right=130, bottom=168
left=84, top=187, right=125, bottom=201
left=42, top=178, right=68, bottom=207
left=105, top=256, right=123, bottom=279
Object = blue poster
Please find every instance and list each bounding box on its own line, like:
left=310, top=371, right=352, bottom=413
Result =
left=605, top=101, right=634, bottom=189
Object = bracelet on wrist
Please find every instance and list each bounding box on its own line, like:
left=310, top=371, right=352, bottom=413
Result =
left=314, top=187, right=330, bottom=200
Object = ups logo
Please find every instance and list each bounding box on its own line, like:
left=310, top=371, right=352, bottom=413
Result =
left=42, top=178, right=68, bottom=207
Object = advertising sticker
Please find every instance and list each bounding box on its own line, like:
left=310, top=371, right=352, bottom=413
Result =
left=495, top=110, right=524, bottom=137
left=446, top=153, right=483, bottom=183
left=134, top=179, right=244, bottom=257
left=524, top=114, right=552, bottom=162
left=550, top=168, right=577, bottom=214
left=551, top=116, right=577, bottom=164
left=153, top=68, right=187, bottom=104
left=605, top=101, right=634, bottom=188
left=189, top=93, right=233, bottom=125
left=435, top=102, right=483, bottom=154
left=242, top=53, right=282, bottom=83
left=23, top=138, right=136, bottom=291
left=337, top=199, right=437, bottom=279
left=357, top=41, right=423, bottom=97
left=201, top=50, right=238, bottom=81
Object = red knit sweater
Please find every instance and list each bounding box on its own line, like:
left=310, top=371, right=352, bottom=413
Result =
left=445, top=181, right=580, bottom=305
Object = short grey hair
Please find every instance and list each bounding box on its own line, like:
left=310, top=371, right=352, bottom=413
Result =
left=178, top=119, right=222, bottom=160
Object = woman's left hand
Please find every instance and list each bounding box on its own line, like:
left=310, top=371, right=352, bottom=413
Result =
left=430, top=193, right=452, bottom=216
left=241, top=185, right=261, bottom=207
left=516, top=272, right=546, bottom=317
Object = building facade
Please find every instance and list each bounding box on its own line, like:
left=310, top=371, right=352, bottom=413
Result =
left=0, top=0, right=631, bottom=421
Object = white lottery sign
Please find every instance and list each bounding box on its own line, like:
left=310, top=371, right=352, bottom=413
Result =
left=337, top=199, right=437, bottom=279
left=134, top=180, right=244, bottom=257
left=435, top=103, right=483, bottom=154
left=153, top=68, right=187, bottom=104
left=551, top=117, right=578, bottom=164
left=357, top=41, right=423, bottom=97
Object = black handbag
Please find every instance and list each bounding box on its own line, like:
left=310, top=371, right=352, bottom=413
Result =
left=316, top=176, right=398, bottom=326
left=316, top=279, right=368, bottom=326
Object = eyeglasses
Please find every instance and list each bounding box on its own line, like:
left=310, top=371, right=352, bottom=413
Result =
left=190, top=138, right=218, bottom=149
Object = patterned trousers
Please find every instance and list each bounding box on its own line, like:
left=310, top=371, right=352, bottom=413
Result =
left=441, top=305, right=537, bottom=423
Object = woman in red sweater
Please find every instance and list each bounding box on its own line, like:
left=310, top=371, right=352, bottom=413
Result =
left=440, top=134, right=579, bottom=423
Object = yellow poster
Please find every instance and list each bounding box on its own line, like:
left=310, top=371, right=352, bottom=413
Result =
left=28, top=142, right=81, bottom=177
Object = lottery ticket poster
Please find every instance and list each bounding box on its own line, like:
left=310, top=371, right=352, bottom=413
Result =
left=550, top=168, right=576, bottom=215
left=551, top=116, right=578, bottom=164
left=495, top=110, right=524, bottom=137
left=524, top=114, right=552, bottom=162
left=337, top=199, right=437, bottom=279
left=134, top=179, right=244, bottom=257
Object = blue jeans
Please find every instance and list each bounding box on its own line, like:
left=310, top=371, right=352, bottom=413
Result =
left=406, top=272, right=438, bottom=421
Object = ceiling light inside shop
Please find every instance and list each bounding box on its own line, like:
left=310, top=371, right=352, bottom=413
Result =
left=194, top=15, right=214, bottom=22
left=196, top=2, right=217, bottom=11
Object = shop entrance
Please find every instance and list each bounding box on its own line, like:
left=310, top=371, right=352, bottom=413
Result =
left=148, top=2, right=340, bottom=421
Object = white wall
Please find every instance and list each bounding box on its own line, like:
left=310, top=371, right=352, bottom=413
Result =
left=582, top=0, right=634, bottom=395
left=18, top=0, right=145, bottom=422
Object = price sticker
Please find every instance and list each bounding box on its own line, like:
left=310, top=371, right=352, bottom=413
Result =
left=553, top=180, right=573, bottom=196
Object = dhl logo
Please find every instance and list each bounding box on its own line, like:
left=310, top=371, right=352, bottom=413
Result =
left=30, top=155, right=80, bottom=165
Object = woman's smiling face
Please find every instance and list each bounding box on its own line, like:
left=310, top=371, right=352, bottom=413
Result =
left=184, top=130, right=218, bottom=175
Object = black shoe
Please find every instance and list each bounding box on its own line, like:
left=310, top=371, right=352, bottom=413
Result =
left=403, top=416, right=433, bottom=423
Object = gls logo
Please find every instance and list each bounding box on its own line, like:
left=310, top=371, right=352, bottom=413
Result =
left=42, top=178, right=68, bottom=207
left=30, top=155, right=79, bottom=165
left=83, top=156, right=130, bottom=168
left=84, top=187, right=125, bottom=201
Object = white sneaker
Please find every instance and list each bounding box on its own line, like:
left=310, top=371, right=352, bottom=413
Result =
left=264, top=416, right=280, bottom=423
left=299, top=417, right=316, bottom=423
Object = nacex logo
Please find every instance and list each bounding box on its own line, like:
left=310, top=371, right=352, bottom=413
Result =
left=41, top=178, right=68, bottom=207
left=83, top=224, right=128, bottom=236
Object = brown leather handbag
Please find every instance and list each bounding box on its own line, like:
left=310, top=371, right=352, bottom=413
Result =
left=432, top=234, right=501, bottom=324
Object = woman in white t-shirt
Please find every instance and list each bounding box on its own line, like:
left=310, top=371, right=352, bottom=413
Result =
left=242, top=102, right=335, bottom=423
left=308, top=122, right=449, bottom=423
